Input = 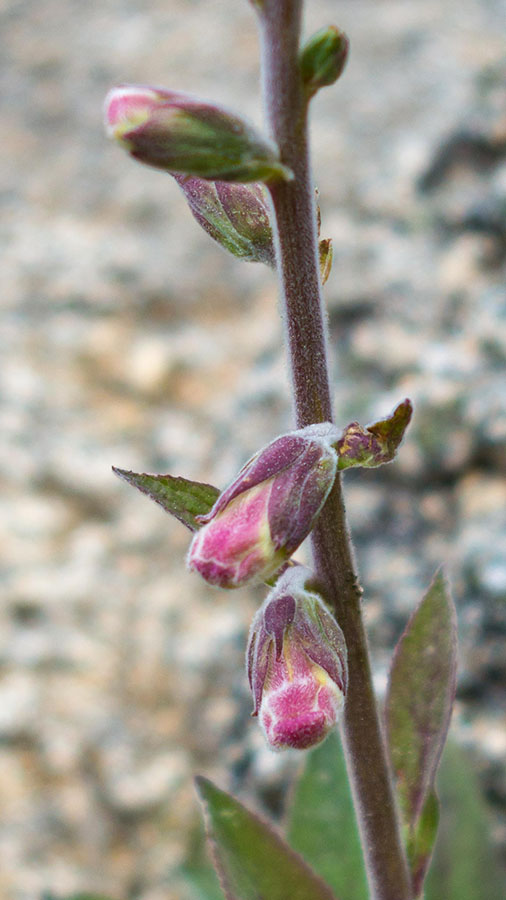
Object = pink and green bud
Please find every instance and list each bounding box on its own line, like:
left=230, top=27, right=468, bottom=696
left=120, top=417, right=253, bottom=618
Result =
left=104, top=85, right=292, bottom=184
left=300, top=26, right=350, bottom=100
left=247, top=567, right=347, bottom=751
left=173, top=175, right=275, bottom=265
left=187, top=423, right=340, bottom=589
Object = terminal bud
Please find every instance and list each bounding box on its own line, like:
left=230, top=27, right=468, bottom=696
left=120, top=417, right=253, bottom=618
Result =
left=187, top=423, right=340, bottom=589
left=104, top=84, right=292, bottom=183
left=247, top=567, right=347, bottom=750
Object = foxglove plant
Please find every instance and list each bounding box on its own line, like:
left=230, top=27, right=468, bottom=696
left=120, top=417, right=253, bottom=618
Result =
left=103, top=3, right=462, bottom=900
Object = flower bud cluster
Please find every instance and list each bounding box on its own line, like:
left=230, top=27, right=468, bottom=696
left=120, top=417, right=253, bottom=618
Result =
left=186, top=425, right=347, bottom=751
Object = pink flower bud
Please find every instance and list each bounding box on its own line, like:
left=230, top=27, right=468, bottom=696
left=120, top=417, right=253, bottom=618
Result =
left=187, top=423, right=340, bottom=589
left=104, top=84, right=292, bottom=183
left=247, top=567, right=347, bottom=751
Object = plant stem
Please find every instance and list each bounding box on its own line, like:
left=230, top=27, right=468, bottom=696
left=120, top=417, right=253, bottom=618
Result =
left=257, top=2, right=412, bottom=898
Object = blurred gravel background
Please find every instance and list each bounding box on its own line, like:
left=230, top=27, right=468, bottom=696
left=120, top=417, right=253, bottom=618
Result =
left=2, top=0, right=506, bottom=898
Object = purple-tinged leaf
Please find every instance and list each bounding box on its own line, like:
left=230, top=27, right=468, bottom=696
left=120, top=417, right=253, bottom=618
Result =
left=113, top=467, right=219, bottom=531
left=195, top=777, right=338, bottom=900
left=337, top=399, right=413, bottom=469
left=385, top=569, right=457, bottom=892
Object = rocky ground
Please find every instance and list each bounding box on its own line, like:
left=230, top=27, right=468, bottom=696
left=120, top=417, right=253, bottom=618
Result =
left=2, top=0, right=505, bottom=898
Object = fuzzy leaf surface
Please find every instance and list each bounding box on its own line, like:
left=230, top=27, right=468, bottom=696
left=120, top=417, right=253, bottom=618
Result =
left=196, top=776, right=337, bottom=900
left=386, top=569, right=457, bottom=898
left=287, top=731, right=367, bottom=900
left=113, top=468, right=220, bottom=531
left=386, top=569, right=457, bottom=830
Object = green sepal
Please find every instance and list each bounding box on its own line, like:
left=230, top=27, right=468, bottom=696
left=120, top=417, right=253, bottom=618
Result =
left=337, top=398, right=413, bottom=469
left=113, top=467, right=219, bottom=531
left=195, top=776, right=338, bottom=900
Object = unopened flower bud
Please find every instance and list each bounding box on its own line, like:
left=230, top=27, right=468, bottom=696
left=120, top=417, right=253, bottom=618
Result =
left=187, top=423, right=340, bottom=589
left=247, top=567, right=347, bottom=751
left=300, top=26, right=349, bottom=99
left=104, top=85, right=292, bottom=183
left=173, top=175, right=275, bottom=265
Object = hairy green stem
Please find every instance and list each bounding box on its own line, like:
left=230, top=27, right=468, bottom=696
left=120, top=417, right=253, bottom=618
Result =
left=257, top=2, right=412, bottom=898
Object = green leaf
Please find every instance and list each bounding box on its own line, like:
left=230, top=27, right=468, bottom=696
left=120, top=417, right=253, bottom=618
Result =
left=337, top=399, right=412, bottom=469
left=113, top=468, right=220, bottom=531
left=178, top=822, right=225, bottom=900
left=386, top=569, right=457, bottom=828
left=425, top=741, right=504, bottom=900
left=286, top=731, right=367, bottom=900
left=196, top=776, right=338, bottom=900
left=385, top=569, right=457, bottom=896
left=179, top=862, right=225, bottom=900
left=407, top=790, right=439, bottom=898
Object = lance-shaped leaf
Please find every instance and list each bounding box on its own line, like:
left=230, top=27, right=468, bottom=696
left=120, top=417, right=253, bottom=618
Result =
left=337, top=398, right=413, bottom=469
left=196, top=777, right=338, bottom=900
left=385, top=570, right=457, bottom=893
left=287, top=731, right=368, bottom=900
left=113, top=467, right=219, bottom=531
